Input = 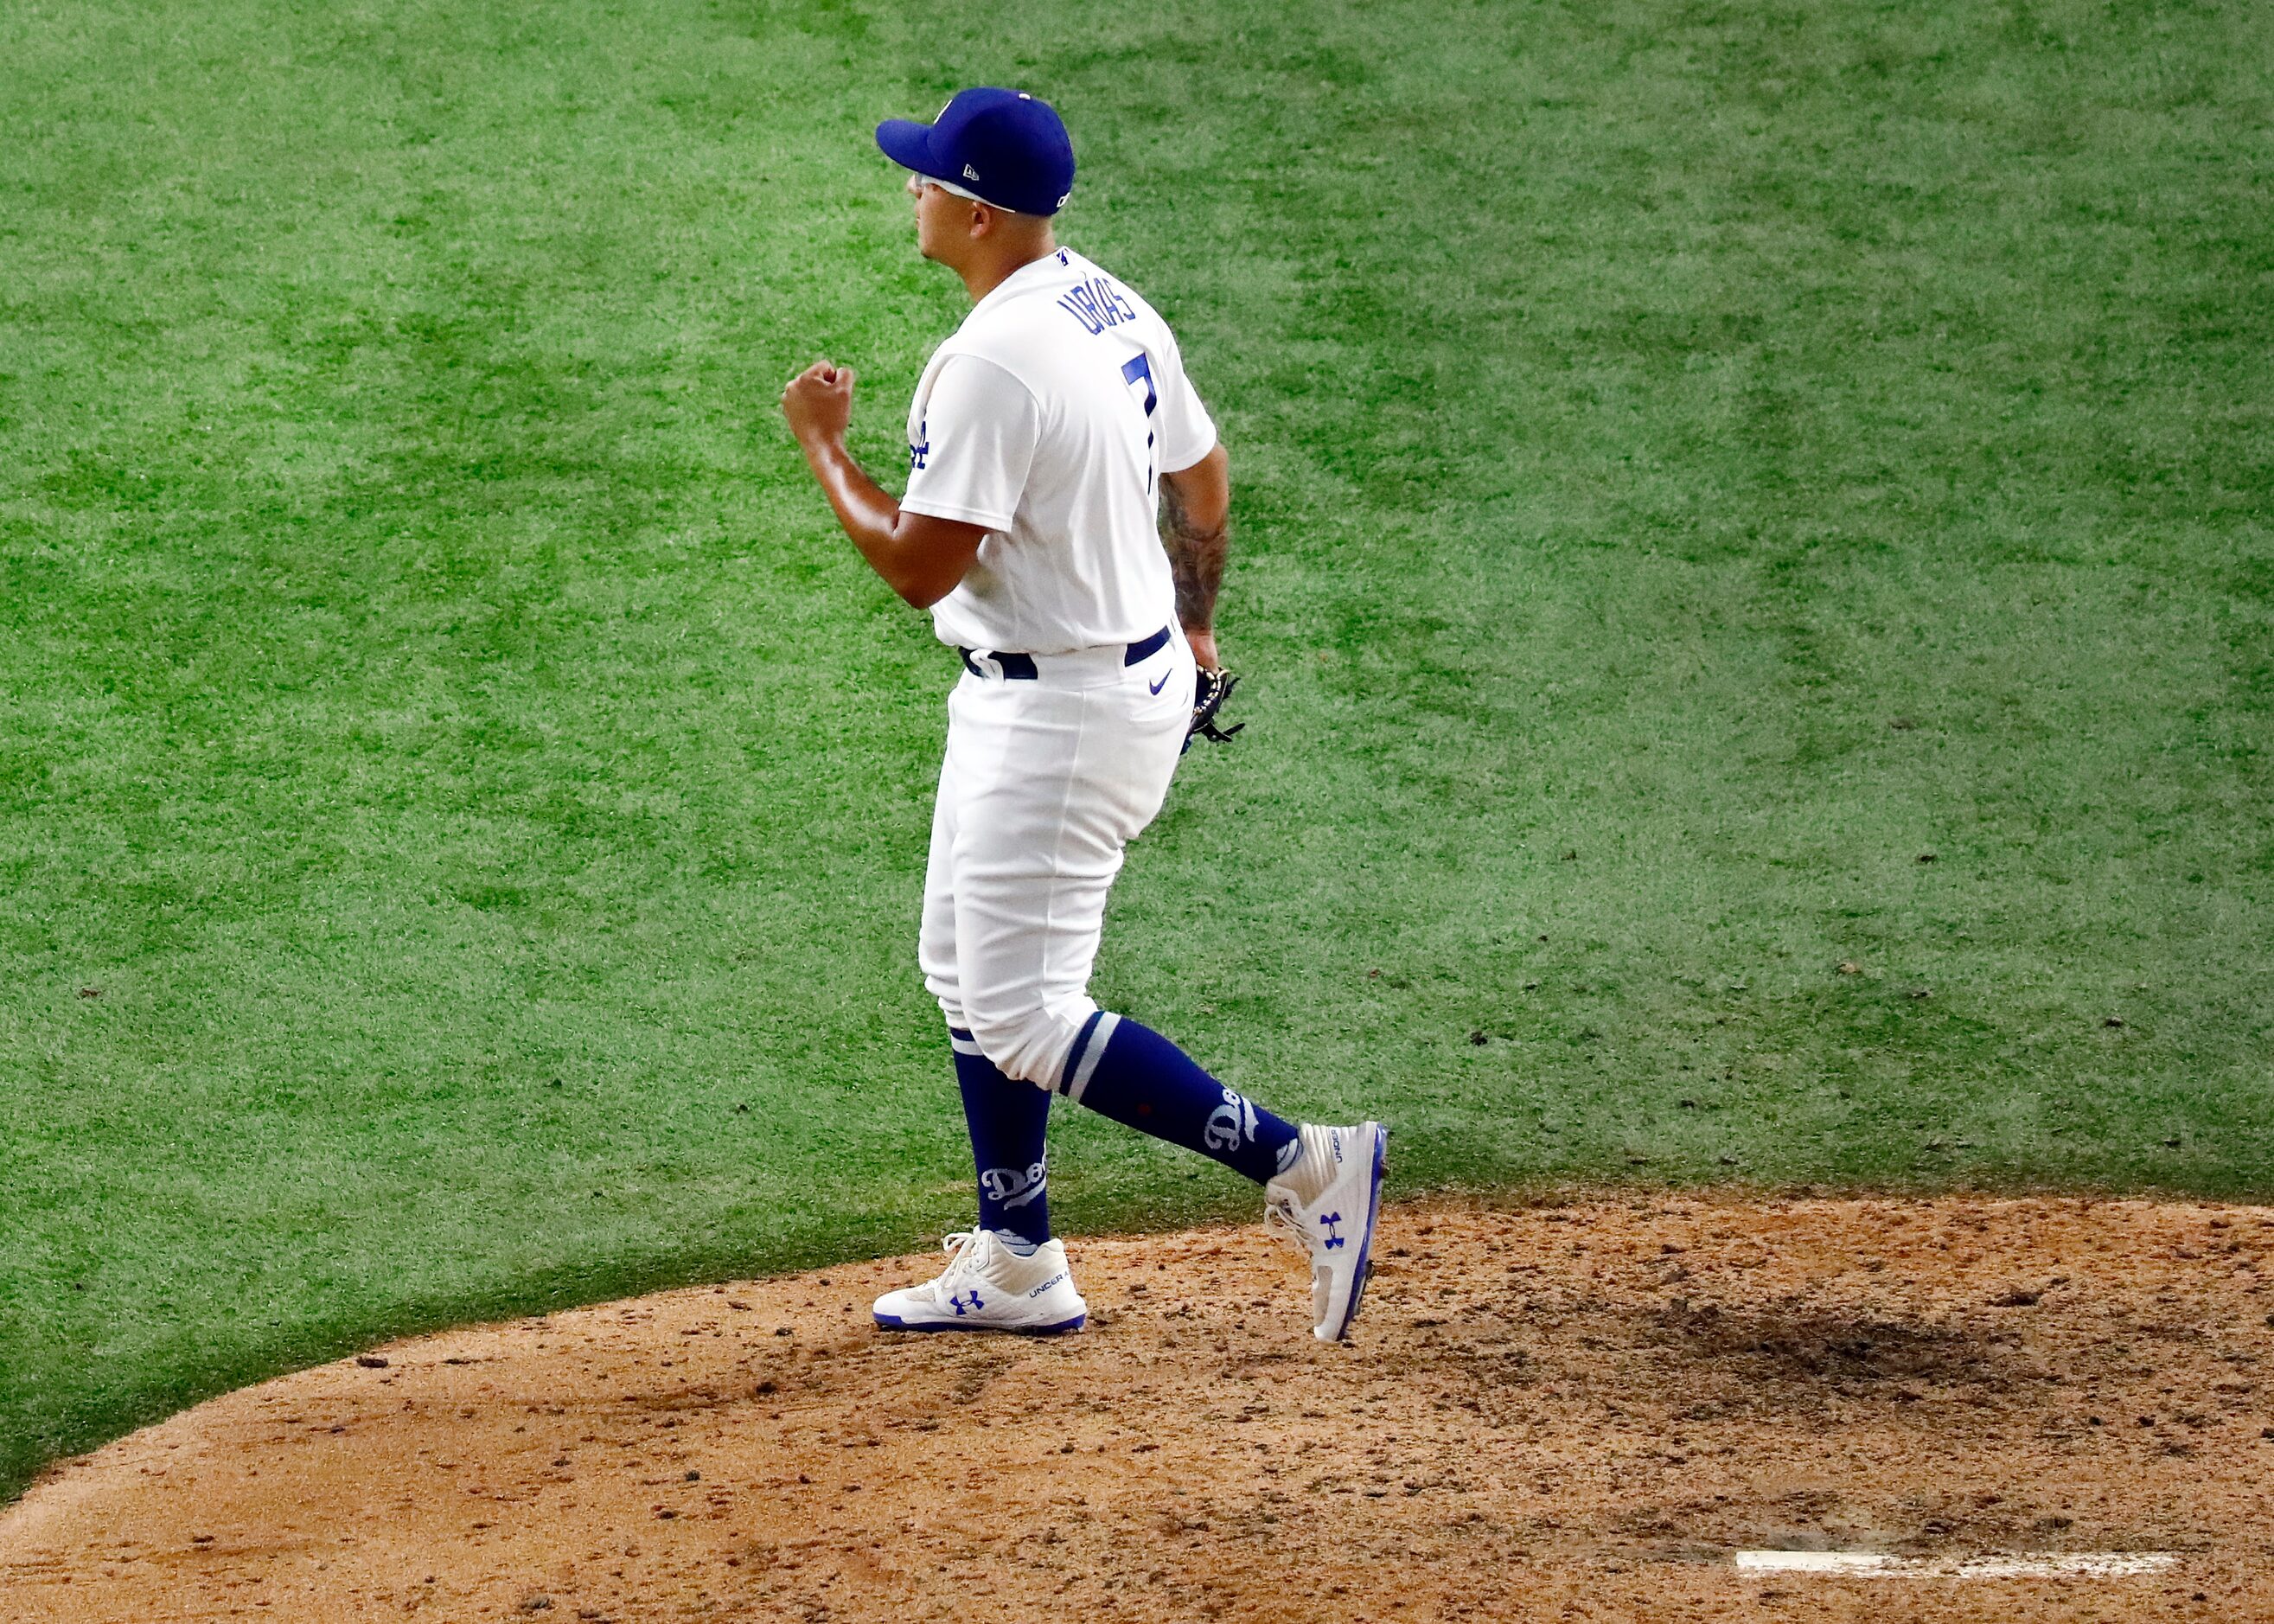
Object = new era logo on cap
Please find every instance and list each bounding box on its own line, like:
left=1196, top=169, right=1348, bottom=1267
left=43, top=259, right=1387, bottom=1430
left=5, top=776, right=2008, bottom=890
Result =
left=875, top=87, right=1076, bottom=217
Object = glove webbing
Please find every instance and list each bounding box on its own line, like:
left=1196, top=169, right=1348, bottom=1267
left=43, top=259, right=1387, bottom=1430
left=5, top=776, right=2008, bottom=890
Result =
left=1187, top=667, right=1245, bottom=752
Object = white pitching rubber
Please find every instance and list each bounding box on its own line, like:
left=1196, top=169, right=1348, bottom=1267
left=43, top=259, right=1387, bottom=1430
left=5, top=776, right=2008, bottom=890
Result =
left=1734, top=1550, right=2179, bottom=1578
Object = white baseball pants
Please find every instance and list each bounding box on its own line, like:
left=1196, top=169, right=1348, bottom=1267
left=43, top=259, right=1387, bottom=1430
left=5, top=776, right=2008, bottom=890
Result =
left=920, top=631, right=1198, bottom=1087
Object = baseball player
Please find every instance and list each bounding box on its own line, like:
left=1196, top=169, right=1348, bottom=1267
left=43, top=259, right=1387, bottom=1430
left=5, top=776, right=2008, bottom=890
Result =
left=780, top=87, right=1385, bottom=1341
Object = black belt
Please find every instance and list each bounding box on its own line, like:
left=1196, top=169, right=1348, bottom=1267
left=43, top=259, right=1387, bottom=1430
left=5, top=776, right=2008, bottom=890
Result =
left=959, top=625, right=1172, bottom=681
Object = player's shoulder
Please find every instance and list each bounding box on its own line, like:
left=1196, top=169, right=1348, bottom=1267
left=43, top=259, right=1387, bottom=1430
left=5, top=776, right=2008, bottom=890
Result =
left=926, top=336, right=1032, bottom=390
left=926, top=304, right=1042, bottom=398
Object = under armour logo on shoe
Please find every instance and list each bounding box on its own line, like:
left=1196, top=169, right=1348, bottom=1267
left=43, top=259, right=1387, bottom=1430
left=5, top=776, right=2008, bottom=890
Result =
left=949, top=1291, right=985, bottom=1315
left=1319, top=1212, right=1346, bottom=1250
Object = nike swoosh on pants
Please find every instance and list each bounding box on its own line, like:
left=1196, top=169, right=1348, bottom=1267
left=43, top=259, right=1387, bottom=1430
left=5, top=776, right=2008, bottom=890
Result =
left=1147, top=673, right=1170, bottom=695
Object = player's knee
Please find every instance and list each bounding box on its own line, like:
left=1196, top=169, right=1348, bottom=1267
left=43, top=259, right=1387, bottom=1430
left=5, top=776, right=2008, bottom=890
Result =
left=965, top=1005, right=1073, bottom=1090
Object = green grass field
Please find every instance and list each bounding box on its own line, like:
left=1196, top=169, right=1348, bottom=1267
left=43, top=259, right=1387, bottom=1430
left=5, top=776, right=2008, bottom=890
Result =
left=2, top=0, right=2267, bottom=1504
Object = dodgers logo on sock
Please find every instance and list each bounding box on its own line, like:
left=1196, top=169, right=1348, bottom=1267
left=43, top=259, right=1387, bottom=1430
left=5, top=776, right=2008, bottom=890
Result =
left=979, top=1160, right=1048, bottom=1212
left=1203, top=1086, right=1260, bottom=1154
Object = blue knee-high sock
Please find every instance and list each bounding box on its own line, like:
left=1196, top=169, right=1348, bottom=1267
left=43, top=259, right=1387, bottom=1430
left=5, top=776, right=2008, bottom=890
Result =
left=951, top=1027, right=1051, bottom=1244
left=1057, top=1015, right=1300, bottom=1186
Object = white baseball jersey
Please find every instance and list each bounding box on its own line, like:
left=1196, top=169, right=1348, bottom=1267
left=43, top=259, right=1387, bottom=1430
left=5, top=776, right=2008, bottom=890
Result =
left=900, top=246, right=1217, bottom=655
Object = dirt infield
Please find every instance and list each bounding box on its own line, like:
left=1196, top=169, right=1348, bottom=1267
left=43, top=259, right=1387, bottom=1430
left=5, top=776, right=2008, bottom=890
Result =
left=3, top=1194, right=2271, bottom=1622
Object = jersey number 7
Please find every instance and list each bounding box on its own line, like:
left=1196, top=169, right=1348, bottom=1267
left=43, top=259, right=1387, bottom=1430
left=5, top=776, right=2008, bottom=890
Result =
left=1121, top=353, right=1157, bottom=493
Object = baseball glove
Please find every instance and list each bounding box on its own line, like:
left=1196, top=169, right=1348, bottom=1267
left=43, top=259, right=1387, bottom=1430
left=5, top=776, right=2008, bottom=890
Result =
left=1185, top=666, right=1246, bottom=753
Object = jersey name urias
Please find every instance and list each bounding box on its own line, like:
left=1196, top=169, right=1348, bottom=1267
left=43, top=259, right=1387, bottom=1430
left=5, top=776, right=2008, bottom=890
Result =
left=899, top=246, right=1217, bottom=655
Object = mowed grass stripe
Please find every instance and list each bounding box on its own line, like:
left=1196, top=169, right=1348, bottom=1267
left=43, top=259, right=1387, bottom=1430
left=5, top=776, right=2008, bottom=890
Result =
left=1, top=0, right=2268, bottom=1500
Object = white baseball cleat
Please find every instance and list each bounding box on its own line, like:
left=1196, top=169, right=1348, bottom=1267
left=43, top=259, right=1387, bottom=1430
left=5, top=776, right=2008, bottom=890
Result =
left=1264, top=1122, right=1389, bottom=1341
left=872, top=1230, right=1089, bottom=1335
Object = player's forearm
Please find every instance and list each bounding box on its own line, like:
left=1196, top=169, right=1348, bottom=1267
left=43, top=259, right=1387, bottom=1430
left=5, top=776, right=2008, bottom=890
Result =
left=1164, top=509, right=1227, bottom=633
left=799, top=435, right=900, bottom=556
left=798, top=437, right=932, bottom=605
left=1160, top=445, right=1231, bottom=644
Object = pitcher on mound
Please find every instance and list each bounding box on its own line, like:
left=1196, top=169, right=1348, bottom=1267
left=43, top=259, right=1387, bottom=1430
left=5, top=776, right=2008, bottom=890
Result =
left=780, top=87, right=1385, bottom=1341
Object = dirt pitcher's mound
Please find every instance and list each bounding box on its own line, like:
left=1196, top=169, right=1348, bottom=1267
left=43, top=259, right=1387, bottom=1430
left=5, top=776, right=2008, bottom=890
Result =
left=4, top=1196, right=2272, bottom=1623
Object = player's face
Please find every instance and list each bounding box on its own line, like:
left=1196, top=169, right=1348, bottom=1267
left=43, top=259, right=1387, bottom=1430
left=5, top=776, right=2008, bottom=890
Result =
left=907, top=173, right=975, bottom=263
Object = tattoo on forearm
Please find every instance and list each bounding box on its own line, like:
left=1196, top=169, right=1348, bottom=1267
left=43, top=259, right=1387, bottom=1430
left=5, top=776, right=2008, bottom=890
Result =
left=1159, top=479, right=1228, bottom=634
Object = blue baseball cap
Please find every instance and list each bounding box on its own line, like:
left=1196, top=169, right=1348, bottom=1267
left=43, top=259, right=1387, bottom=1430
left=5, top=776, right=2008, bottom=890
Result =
left=876, top=87, right=1076, bottom=217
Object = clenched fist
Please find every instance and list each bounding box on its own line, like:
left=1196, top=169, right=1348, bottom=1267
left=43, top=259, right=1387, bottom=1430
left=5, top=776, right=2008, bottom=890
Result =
left=782, top=359, right=857, bottom=450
